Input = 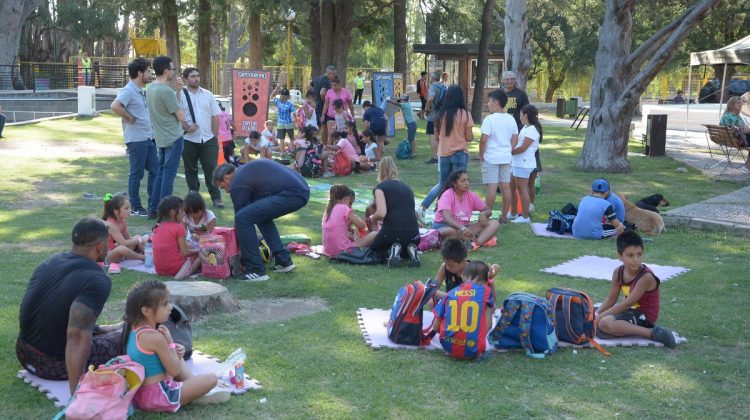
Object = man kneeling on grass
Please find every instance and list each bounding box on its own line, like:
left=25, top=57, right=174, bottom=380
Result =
left=17, top=218, right=123, bottom=393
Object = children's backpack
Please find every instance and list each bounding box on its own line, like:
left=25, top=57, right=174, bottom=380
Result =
left=417, top=229, right=441, bottom=252
left=387, top=279, right=439, bottom=345
left=488, top=292, right=558, bottom=358
left=396, top=140, right=412, bottom=159
left=199, top=234, right=230, bottom=279
left=300, top=145, right=323, bottom=178
left=56, top=355, right=145, bottom=420
left=546, top=210, right=575, bottom=235
left=331, top=152, right=352, bottom=176
left=546, top=287, right=610, bottom=356
left=163, top=304, right=193, bottom=360
left=431, top=83, right=447, bottom=111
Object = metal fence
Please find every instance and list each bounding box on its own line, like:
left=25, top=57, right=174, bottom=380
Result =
left=0, top=63, right=129, bottom=91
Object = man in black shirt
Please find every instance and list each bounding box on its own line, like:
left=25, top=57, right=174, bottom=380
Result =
left=313, top=65, right=336, bottom=143
left=213, top=161, right=310, bottom=281
left=17, top=218, right=122, bottom=393
left=502, top=70, right=530, bottom=130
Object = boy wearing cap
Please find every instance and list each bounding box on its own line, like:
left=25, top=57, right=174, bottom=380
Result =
left=270, top=85, right=296, bottom=153
left=388, top=95, right=417, bottom=157
left=572, top=179, right=625, bottom=239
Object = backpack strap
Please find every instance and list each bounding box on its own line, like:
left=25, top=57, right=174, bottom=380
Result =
left=182, top=88, right=196, bottom=126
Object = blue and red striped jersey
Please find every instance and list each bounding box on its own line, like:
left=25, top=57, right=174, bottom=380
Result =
left=434, top=282, right=494, bottom=359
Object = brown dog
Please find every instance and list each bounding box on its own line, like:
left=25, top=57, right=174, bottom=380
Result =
left=621, top=195, right=665, bottom=235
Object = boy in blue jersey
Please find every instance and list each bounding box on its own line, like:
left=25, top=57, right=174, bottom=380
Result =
left=432, top=261, right=498, bottom=359
left=572, top=179, right=625, bottom=239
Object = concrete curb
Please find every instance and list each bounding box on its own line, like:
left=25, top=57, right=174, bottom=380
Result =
left=663, top=214, right=750, bottom=236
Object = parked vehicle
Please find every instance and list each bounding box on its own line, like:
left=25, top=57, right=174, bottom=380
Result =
left=698, top=79, right=750, bottom=103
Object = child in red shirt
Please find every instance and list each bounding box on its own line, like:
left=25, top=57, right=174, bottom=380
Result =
left=151, top=196, right=200, bottom=279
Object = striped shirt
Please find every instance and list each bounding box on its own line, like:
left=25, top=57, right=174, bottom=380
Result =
left=180, top=86, right=221, bottom=143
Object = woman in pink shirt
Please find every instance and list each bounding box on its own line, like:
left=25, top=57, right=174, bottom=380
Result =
left=321, top=185, right=377, bottom=257
left=322, top=77, right=353, bottom=142
left=433, top=170, right=499, bottom=249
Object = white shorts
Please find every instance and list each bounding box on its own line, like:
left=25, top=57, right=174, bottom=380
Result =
left=482, top=162, right=511, bottom=184
left=511, top=166, right=534, bottom=179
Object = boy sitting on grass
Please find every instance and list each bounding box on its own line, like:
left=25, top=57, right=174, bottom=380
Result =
left=431, top=238, right=498, bottom=306
left=596, top=231, right=677, bottom=348
left=572, top=178, right=625, bottom=239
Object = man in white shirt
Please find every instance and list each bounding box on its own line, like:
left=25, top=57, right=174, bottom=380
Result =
left=180, top=67, right=224, bottom=208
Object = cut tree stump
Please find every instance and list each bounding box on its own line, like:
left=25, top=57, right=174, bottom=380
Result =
left=164, top=281, right=240, bottom=321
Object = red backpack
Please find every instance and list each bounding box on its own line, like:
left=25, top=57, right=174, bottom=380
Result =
left=331, top=152, right=352, bottom=176
left=387, top=279, right=439, bottom=345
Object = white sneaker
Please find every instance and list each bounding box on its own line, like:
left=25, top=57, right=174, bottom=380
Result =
left=506, top=212, right=518, bottom=220
left=529, top=203, right=535, bottom=213
left=194, top=387, right=231, bottom=404
left=512, top=216, right=530, bottom=223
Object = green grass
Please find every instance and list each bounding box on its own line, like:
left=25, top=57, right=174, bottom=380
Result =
left=0, top=113, right=748, bottom=418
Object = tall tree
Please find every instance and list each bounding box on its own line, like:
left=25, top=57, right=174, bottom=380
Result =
left=0, top=0, right=43, bottom=89
left=503, top=0, right=532, bottom=89
left=577, top=0, right=720, bottom=173
left=196, top=0, right=211, bottom=89
left=162, top=0, right=181, bottom=69
left=393, top=0, right=407, bottom=83
left=249, top=10, right=262, bottom=68
left=308, top=0, right=322, bottom=76
left=471, top=0, right=496, bottom=122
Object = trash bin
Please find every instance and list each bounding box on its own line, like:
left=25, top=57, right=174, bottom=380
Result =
left=556, top=98, right=566, bottom=118
left=645, top=114, right=667, bottom=157
left=566, top=99, right=577, bottom=117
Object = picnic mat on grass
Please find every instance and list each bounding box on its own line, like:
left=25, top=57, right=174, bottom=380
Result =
left=356, top=308, right=686, bottom=352
left=541, top=255, right=689, bottom=282
left=17, top=351, right=262, bottom=408
left=120, top=259, right=156, bottom=274
left=531, top=222, right=577, bottom=239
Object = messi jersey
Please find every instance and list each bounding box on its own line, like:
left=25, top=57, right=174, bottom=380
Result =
left=434, top=282, right=494, bottom=359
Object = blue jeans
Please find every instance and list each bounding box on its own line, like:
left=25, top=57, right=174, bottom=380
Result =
left=235, top=191, right=309, bottom=274
left=126, top=140, right=159, bottom=212
left=153, top=137, right=185, bottom=211
left=421, top=151, right=469, bottom=209
left=406, top=121, right=417, bottom=142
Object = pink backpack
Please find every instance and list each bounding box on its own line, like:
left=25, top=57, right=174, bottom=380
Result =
left=417, top=229, right=441, bottom=252
left=199, top=234, right=231, bottom=279
left=58, top=355, right=145, bottom=420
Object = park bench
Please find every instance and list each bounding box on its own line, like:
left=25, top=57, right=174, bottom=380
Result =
left=703, top=124, right=750, bottom=174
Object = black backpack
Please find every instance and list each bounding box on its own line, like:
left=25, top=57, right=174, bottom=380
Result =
left=300, top=146, right=323, bottom=178
left=163, top=304, right=192, bottom=360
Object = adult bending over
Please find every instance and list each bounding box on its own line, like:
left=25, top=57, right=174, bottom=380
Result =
left=432, top=170, right=499, bottom=249
left=17, top=218, right=122, bottom=393
left=368, top=157, right=421, bottom=268
left=421, top=85, right=474, bottom=210
left=213, top=161, right=310, bottom=281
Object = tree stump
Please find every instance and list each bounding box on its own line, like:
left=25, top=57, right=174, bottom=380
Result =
left=164, top=281, right=240, bottom=321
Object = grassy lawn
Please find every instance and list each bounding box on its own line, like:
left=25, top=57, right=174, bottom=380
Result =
left=0, top=113, right=748, bottom=418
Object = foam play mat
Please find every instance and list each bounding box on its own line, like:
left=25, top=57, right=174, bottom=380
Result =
left=541, top=255, right=690, bottom=282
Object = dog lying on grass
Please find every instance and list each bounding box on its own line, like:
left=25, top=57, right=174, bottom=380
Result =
left=622, top=196, right=666, bottom=235
left=635, top=194, right=670, bottom=213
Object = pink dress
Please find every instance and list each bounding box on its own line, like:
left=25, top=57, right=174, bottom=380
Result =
left=434, top=189, right=487, bottom=225
left=151, top=221, right=187, bottom=276
left=325, top=88, right=353, bottom=118
left=322, top=204, right=356, bottom=257
left=106, top=217, right=128, bottom=251
left=337, top=138, right=358, bottom=163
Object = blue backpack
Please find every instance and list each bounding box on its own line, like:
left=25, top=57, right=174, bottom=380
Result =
left=488, top=292, right=558, bottom=358
left=431, top=83, right=447, bottom=111
left=396, top=140, right=412, bottom=159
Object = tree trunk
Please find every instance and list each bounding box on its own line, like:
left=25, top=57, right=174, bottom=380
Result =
left=115, top=11, right=130, bottom=58
left=544, top=68, right=566, bottom=102
left=319, top=0, right=334, bottom=73
left=577, top=0, right=720, bottom=173
left=196, top=0, right=211, bottom=90
left=393, top=0, right=407, bottom=83
left=503, top=0, right=532, bottom=90
left=249, top=10, right=262, bottom=69
left=308, top=0, right=322, bottom=78
left=162, top=0, right=181, bottom=70
left=471, top=0, right=496, bottom=122
left=0, top=0, right=42, bottom=90
left=164, top=281, right=240, bottom=321
left=331, top=0, right=355, bottom=87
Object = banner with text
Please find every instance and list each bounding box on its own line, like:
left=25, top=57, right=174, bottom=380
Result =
left=232, top=69, right=271, bottom=137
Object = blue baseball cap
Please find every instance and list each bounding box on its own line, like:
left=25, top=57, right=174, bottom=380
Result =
left=592, top=178, right=610, bottom=193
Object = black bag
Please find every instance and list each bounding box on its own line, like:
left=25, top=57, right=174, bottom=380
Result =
left=332, top=247, right=383, bottom=265
left=561, top=203, right=578, bottom=216
left=163, top=304, right=193, bottom=360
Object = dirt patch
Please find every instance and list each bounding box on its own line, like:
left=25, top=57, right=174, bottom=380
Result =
left=0, top=138, right=124, bottom=159
left=0, top=239, right=68, bottom=253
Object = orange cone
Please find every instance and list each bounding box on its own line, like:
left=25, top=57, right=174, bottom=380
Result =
left=217, top=146, right=226, bottom=165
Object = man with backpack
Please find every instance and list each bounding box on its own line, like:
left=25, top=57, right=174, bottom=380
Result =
left=17, top=218, right=122, bottom=393
left=424, top=71, right=446, bottom=164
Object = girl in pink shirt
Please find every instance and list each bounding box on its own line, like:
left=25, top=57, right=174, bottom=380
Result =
left=321, top=185, right=377, bottom=257
left=151, top=196, right=201, bottom=279
left=324, top=131, right=359, bottom=173
left=102, top=193, right=145, bottom=274
left=433, top=170, right=500, bottom=249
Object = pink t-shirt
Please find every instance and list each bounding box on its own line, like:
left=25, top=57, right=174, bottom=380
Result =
left=325, top=88, right=352, bottom=118
left=106, top=217, right=128, bottom=251
left=434, top=189, right=486, bottom=225
left=151, top=221, right=186, bottom=276
left=322, top=203, right=356, bottom=257
left=347, top=134, right=361, bottom=153
left=337, top=138, right=359, bottom=162
left=218, top=112, right=232, bottom=142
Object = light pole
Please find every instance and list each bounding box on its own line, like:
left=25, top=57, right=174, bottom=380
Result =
left=285, top=9, right=296, bottom=90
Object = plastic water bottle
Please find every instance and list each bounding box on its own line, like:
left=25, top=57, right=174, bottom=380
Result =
left=144, top=240, right=154, bottom=268
left=234, top=362, right=245, bottom=389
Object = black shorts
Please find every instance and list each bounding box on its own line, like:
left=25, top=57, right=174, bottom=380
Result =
left=324, top=114, right=335, bottom=123
left=426, top=121, right=435, bottom=135
left=533, top=150, right=542, bottom=172
left=420, top=97, right=427, bottom=109
left=612, top=309, right=654, bottom=328
left=370, top=125, right=387, bottom=137
left=370, top=228, right=420, bottom=256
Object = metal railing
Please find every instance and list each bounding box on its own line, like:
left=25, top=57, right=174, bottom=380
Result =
left=4, top=110, right=77, bottom=123
left=0, top=63, right=129, bottom=91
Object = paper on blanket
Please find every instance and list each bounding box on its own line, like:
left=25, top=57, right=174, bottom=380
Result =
left=530, top=222, right=578, bottom=239
left=120, top=259, right=157, bottom=274
left=541, top=255, right=689, bottom=282
left=17, top=352, right=261, bottom=408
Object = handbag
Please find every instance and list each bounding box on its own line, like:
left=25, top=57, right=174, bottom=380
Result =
left=163, top=304, right=193, bottom=360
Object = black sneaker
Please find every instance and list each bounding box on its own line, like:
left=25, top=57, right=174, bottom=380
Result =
left=387, top=243, right=402, bottom=268
left=651, top=325, right=677, bottom=349
left=406, top=243, right=421, bottom=267
left=273, top=260, right=296, bottom=273
left=425, top=157, right=438, bottom=165
left=130, top=207, right=149, bottom=217
left=241, top=272, right=270, bottom=282
left=213, top=199, right=225, bottom=209
left=147, top=211, right=158, bottom=220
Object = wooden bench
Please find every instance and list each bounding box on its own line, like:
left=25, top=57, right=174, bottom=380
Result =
left=703, top=124, right=750, bottom=174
